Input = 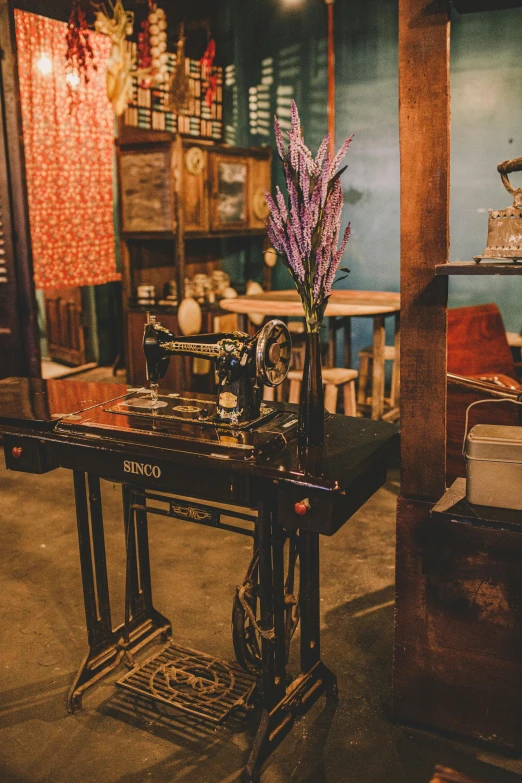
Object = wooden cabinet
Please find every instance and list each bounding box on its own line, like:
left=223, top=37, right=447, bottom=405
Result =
left=44, top=287, right=87, bottom=365
left=117, top=138, right=271, bottom=238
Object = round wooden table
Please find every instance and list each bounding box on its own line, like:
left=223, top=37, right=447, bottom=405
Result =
left=220, top=289, right=400, bottom=420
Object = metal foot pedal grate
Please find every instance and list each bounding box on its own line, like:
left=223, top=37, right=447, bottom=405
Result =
left=116, top=642, right=256, bottom=723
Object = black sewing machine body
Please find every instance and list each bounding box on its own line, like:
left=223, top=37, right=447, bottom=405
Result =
left=143, top=317, right=291, bottom=426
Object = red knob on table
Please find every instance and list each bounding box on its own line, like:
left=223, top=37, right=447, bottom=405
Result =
left=11, top=446, right=23, bottom=459
left=294, top=498, right=310, bottom=516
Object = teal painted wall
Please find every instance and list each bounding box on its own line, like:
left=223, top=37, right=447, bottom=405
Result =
left=219, top=0, right=522, bottom=356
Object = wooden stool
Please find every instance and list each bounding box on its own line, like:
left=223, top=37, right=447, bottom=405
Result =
left=286, top=367, right=358, bottom=415
left=357, top=344, right=399, bottom=410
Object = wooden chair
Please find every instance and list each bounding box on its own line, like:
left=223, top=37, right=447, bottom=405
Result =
left=287, top=367, right=358, bottom=415
left=446, top=304, right=522, bottom=484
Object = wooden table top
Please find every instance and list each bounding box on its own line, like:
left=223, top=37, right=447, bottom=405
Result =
left=220, top=289, right=400, bottom=318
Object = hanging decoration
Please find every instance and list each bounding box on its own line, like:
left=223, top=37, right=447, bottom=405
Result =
left=137, top=2, right=168, bottom=88
left=137, top=17, right=153, bottom=87
left=148, top=3, right=168, bottom=84
left=199, top=38, right=217, bottom=108
left=94, top=0, right=136, bottom=116
left=14, top=10, right=119, bottom=289
left=65, top=0, right=96, bottom=102
left=167, top=23, right=190, bottom=114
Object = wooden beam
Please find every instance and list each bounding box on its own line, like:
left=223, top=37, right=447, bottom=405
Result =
left=0, top=2, right=41, bottom=377
left=325, top=0, right=335, bottom=158
left=399, top=0, right=450, bottom=501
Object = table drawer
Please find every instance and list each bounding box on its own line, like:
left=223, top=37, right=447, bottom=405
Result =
left=3, top=435, right=56, bottom=474
left=278, top=461, right=388, bottom=536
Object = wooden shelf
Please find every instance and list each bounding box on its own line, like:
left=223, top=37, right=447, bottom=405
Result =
left=121, top=230, right=267, bottom=242
left=432, top=478, right=522, bottom=530
left=435, top=261, right=522, bottom=275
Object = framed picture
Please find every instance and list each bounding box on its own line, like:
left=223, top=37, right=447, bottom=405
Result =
left=119, top=148, right=174, bottom=233
left=211, top=155, right=249, bottom=231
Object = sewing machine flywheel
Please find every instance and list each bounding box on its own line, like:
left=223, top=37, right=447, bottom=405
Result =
left=255, top=319, right=292, bottom=387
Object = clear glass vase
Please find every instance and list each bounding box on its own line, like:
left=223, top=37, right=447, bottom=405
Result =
left=298, top=329, right=324, bottom=447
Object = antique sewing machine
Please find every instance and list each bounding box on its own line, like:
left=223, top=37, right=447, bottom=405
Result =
left=0, top=347, right=398, bottom=780
left=140, top=314, right=291, bottom=426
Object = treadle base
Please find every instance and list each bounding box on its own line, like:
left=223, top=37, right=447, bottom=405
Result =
left=116, top=642, right=257, bottom=723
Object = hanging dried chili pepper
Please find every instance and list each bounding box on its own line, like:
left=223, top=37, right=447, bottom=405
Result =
left=65, top=0, right=96, bottom=100
left=200, top=38, right=217, bottom=108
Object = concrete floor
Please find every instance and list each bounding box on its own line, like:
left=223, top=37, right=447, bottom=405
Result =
left=1, top=461, right=522, bottom=783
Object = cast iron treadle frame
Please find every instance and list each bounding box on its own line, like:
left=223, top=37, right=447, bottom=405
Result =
left=70, top=474, right=337, bottom=782
left=116, top=642, right=257, bottom=722
left=69, top=472, right=171, bottom=713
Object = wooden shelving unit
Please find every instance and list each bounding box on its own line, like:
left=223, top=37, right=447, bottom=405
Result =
left=394, top=0, right=522, bottom=754
left=435, top=261, right=522, bottom=275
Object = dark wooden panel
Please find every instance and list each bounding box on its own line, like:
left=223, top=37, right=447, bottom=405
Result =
left=399, top=0, right=450, bottom=501
left=394, top=496, right=522, bottom=750
left=44, top=287, right=86, bottom=365
left=180, top=145, right=209, bottom=234
left=0, top=1, right=40, bottom=378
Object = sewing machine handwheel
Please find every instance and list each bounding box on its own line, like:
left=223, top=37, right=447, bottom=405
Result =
left=255, top=319, right=292, bottom=387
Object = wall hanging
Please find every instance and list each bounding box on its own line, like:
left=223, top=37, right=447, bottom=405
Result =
left=15, top=10, right=119, bottom=289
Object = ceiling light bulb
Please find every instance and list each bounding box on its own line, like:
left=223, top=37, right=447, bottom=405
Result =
left=36, top=53, right=52, bottom=76
left=65, top=71, right=80, bottom=89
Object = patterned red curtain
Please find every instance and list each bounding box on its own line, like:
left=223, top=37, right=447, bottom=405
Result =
left=15, top=10, right=120, bottom=289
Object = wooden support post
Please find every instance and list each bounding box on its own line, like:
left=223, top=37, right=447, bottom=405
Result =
left=0, top=2, right=41, bottom=377
left=174, top=135, right=186, bottom=301
left=399, top=0, right=450, bottom=502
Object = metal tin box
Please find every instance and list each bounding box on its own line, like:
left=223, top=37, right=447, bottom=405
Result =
left=466, top=424, right=522, bottom=511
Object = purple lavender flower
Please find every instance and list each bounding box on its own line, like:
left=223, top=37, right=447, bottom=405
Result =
left=265, top=101, right=352, bottom=329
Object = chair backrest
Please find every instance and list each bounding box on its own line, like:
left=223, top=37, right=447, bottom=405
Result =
left=447, top=303, right=515, bottom=377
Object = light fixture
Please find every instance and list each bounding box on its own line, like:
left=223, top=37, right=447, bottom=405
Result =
left=65, top=70, right=80, bottom=89
left=36, top=53, right=52, bottom=76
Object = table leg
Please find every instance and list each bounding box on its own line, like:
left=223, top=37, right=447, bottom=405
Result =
left=121, top=487, right=172, bottom=656
left=327, top=318, right=336, bottom=368
left=69, top=471, right=120, bottom=712
left=371, top=315, right=386, bottom=420
left=343, top=317, right=352, bottom=369
left=391, top=312, right=400, bottom=409
left=68, top=475, right=171, bottom=713
left=245, top=505, right=337, bottom=782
